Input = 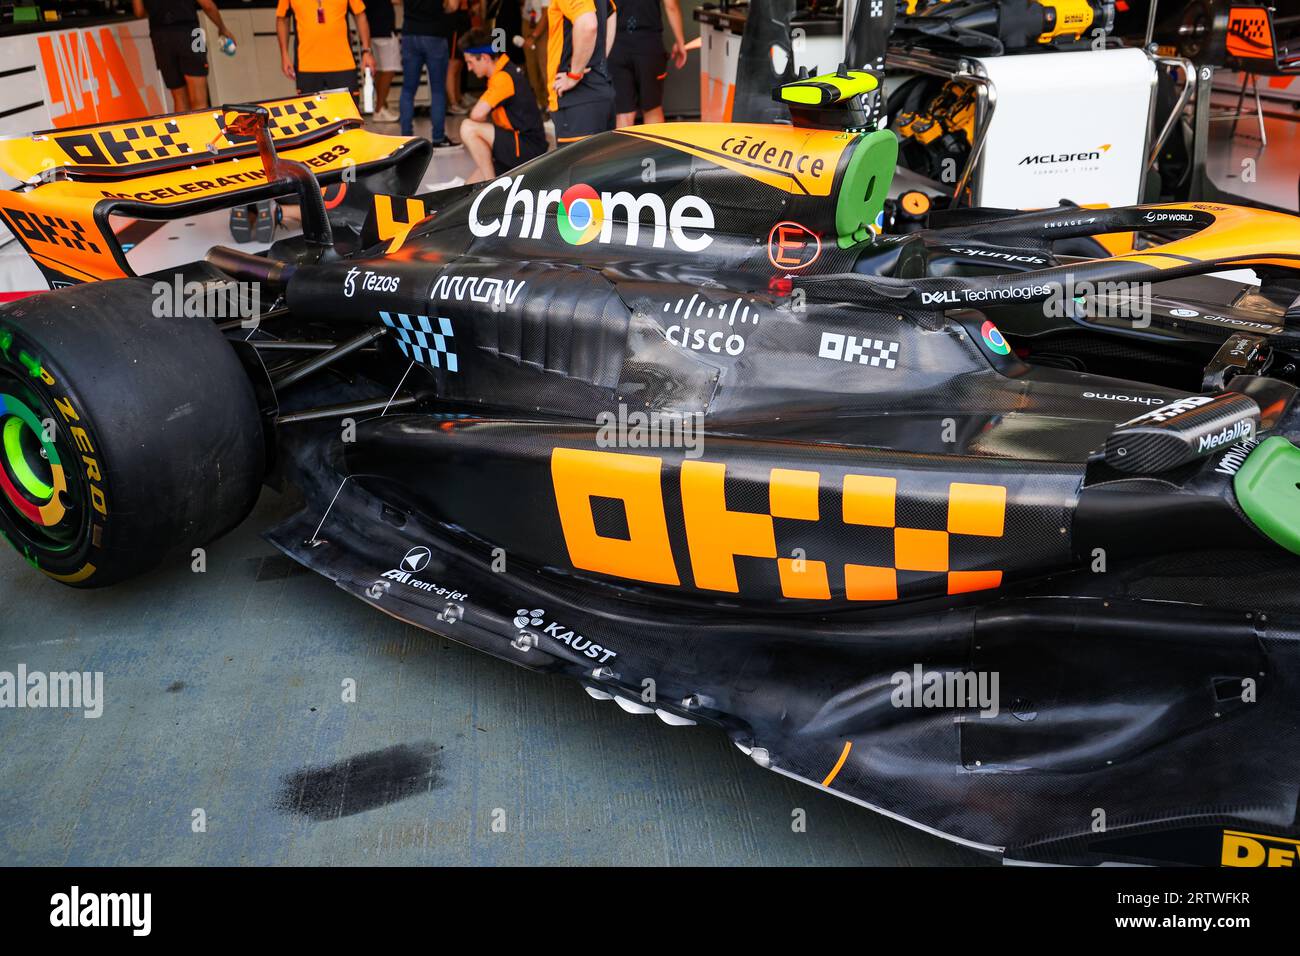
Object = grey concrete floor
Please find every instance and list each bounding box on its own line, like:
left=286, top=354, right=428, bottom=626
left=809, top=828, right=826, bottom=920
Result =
left=0, top=490, right=986, bottom=866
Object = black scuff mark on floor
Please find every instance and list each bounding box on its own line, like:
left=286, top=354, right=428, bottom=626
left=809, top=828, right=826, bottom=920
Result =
left=275, top=742, right=445, bottom=820
left=165, top=680, right=186, bottom=693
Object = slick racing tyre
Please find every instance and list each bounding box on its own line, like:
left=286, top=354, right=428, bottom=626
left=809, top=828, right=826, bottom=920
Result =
left=0, top=278, right=265, bottom=587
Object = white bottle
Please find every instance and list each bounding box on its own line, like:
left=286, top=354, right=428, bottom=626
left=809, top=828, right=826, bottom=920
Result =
left=362, top=66, right=375, bottom=114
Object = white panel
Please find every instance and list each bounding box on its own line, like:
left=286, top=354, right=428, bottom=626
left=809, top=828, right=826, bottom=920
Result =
left=973, top=47, right=1155, bottom=208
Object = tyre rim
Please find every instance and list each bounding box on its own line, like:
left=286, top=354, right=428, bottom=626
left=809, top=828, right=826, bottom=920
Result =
left=0, top=380, right=80, bottom=554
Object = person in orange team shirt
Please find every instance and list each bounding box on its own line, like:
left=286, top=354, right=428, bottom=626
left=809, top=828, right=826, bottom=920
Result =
left=458, top=29, right=548, bottom=182
left=547, top=0, right=617, bottom=144
left=276, top=0, right=377, bottom=94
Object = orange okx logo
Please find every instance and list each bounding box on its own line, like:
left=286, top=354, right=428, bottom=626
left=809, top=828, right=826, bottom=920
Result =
left=551, top=448, right=1007, bottom=601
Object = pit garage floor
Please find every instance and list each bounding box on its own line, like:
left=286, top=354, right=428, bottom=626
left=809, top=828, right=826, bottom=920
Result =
left=0, top=490, right=985, bottom=866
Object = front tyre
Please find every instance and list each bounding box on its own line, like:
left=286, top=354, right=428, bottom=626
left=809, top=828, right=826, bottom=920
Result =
left=0, top=278, right=265, bottom=587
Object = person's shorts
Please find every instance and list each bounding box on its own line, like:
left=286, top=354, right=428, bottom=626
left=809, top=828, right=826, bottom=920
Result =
left=552, top=79, right=615, bottom=144
left=372, top=35, right=400, bottom=72
left=151, top=25, right=209, bottom=90
left=296, top=68, right=359, bottom=94
left=491, top=126, right=547, bottom=174
left=609, top=33, right=667, bottom=115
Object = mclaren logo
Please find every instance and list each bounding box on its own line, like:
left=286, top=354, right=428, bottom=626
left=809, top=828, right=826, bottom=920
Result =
left=469, top=175, right=715, bottom=252
left=1019, top=144, right=1111, bottom=166
left=380, top=546, right=468, bottom=601
left=401, top=546, right=432, bottom=574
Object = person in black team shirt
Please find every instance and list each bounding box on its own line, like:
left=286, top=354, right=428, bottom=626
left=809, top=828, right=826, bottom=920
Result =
left=133, top=0, right=235, bottom=111
left=608, top=0, right=686, bottom=127
left=458, top=29, right=547, bottom=181
left=547, top=0, right=617, bottom=144
left=401, top=0, right=462, bottom=148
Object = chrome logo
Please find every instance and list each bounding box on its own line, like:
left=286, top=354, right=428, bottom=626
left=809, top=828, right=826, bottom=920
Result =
left=557, top=184, right=603, bottom=245
left=981, top=320, right=1011, bottom=356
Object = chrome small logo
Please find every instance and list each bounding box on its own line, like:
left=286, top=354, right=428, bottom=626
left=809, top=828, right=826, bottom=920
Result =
left=557, top=184, right=603, bottom=245
left=981, top=320, right=1010, bottom=356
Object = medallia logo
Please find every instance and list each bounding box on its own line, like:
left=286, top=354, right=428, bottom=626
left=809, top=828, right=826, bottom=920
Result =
left=980, top=320, right=1011, bottom=355
left=468, top=175, right=715, bottom=252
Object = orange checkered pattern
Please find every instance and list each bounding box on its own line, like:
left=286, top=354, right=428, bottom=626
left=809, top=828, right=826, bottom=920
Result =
left=839, top=475, right=1005, bottom=599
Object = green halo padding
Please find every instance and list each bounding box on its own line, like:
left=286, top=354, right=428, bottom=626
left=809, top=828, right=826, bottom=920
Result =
left=1234, top=436, right=1300, bottom=556
left=836, top=129, right=898, bottom=247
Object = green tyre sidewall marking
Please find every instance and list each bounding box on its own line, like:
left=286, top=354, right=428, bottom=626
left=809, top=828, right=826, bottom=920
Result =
left=0, top=328, right=97, bottom=574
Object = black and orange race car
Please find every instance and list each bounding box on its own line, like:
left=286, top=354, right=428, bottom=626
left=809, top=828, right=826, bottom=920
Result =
left=2, top=73, right=1300, bottom=866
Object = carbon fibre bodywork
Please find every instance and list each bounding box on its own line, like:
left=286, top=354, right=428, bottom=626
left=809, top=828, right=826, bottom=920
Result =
left=246, top=124, right=1300, bottom=866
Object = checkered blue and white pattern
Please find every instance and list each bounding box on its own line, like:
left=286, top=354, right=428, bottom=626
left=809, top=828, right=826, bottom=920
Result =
left=379, top=312, right=458, bottom=372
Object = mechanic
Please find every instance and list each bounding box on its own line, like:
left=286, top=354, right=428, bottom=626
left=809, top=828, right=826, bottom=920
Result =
left=401, top=0, right=463, bottom=149
left=458, top=29, right=548, bottom=182
left=366, top=0, right=401, bottom=121
left=608, top=0, right=686, bottom=127
left=275, top=0, right=377, bottom=95
left=133, top=0, right=234, bottom=112
left=547, top=0, right=617, bottom=144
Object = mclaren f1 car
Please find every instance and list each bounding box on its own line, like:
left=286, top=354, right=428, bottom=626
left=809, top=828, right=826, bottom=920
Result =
left=2, top=73, right=1300, bottom=867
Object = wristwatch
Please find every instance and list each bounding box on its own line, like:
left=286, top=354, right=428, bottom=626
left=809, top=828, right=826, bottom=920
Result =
left=362, top=47, right=372, bottom=53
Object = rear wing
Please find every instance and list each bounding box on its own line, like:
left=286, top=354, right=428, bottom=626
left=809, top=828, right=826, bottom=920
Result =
left=0, top=91, right=362, bottom=182
left=0, top=92, right=430, bottom=286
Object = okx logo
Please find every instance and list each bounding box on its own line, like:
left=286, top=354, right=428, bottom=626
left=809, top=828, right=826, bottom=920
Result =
left=469, top=175, right=715, bottom=252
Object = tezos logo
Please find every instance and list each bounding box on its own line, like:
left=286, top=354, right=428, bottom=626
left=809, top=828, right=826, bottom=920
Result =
left=469, top=175, right=714, bottom=252
left=344, top=266, right=400, bottom=297
left=980, top=320, right=1011, bottom=356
